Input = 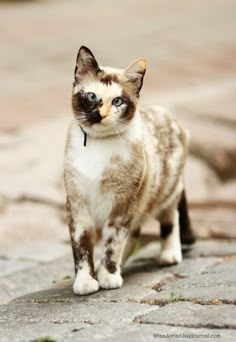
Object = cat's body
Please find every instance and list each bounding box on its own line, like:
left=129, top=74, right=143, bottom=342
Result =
left=64, top=47, right=195, bottom=295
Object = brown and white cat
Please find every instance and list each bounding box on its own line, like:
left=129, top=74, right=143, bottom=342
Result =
left=64, top=46, right=195, bottom=295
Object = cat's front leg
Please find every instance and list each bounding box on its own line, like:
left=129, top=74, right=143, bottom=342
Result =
left=97, top=223, right=129, bottom=290
left=66, top=197, right=99, bottom=295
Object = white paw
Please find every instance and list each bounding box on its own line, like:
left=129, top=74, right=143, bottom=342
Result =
left=73, top=273, right=99, bottom=295
left=159, top=249, right=182, bottom=266
left=97, top=264, right=123, bottom=289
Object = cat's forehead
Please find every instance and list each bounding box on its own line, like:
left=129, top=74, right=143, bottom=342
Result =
left=100, top=66, right=124, bottom=75
left=74, top=66, right=125, bottom=99
left=82, top=80, right=122, bottom=99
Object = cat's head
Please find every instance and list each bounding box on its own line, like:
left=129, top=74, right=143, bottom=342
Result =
left=72, top=46, right=146, bottom=137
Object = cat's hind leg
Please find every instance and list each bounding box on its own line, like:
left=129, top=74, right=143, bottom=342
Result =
left=158, top=205, right=182, bottom=265
left=178, top=190, right=196, bottom=245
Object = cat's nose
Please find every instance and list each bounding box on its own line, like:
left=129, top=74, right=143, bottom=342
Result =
left=100, top=107, right=109, bottom=119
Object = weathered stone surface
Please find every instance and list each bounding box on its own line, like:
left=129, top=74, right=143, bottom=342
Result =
left=140, top=302, right=236, bottom=328
left=190, top=208, right=236, bottom=239
left=60, top=323, right=236, bottom=342
left=0, top=322, right=89, bottom=342
left=126, top=240, right=236, bottom=266
left=14, top=283, right=156, bottom=305
left=124, top=272, right=175, bottom=289
left=0, top=118, right=68, bottom=205
left=162, top=257, right=221, bottom=277
left=163, top=78, right=236, bottom=125
left=203, top=257, right=236, bottom=274
left=142, top=287, right=236, bottom=305
left=0, top=240, right=70, bottom=263
left=0, top=254, right=73, bottom=304
left=180, top=112, right=236, bottom=180
left=185, top=156, right=220, bottom=203
left=183, top=240, right=236, bottom=258
left=161, top=271, right=236, bottom=290
left=213, top=180, right=236, bottom=203
left=6, top=302, right=156, bottom=325
left=1, top=0, right=236, bottom=131
left=0, top=202, right=69, bottom=248
left=0, top=259, right=36, bottom=277
left=1, top=321, right=234, bottom=342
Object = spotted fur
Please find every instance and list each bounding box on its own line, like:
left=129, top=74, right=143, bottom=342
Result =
left=64, top=46, right=195, bottom=295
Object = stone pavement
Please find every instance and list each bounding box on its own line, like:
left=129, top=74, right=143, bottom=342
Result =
left=0, top=241, right=236, bottom=341
left=0, top=0, right=236, bottom=341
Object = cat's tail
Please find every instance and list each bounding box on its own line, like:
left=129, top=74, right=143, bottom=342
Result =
left=178, top=189, right=196, bottom=244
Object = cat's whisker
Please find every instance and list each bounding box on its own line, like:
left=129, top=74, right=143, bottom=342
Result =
left=111, top=126, right=127, bottom=148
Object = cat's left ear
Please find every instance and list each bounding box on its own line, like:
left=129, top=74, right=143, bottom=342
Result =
left=123, top=58, right=147, bottom=95
left=74, top=46, right=100, bottom=82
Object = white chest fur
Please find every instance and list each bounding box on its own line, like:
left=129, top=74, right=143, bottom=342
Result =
left=65, top=116, right=142, bottom=226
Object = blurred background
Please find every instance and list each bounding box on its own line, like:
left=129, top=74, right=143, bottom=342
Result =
left=0, top=0, right=235, bottom=268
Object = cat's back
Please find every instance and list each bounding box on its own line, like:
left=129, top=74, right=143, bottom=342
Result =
left=138, top=105, right=189, bottom=216
left=139, top=105, right=189, bottom=159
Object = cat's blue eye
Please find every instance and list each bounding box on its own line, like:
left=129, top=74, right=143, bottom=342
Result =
left=87, top=92, right=97, bottom=102
left=112, top=97, right=123, bottom=107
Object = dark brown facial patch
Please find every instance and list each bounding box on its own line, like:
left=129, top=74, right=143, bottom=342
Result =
left=119, top=90, right=136, bottom=122
left=72, top=91, right=103, bottom=125
left=160, top=223, right=173, bottom=239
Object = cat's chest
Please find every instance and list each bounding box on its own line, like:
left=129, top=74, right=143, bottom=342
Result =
left=71, top=136, right=130, bottom=183
left=68, top=131, right=131, bottom=224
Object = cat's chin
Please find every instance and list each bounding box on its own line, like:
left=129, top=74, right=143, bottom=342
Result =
left=82, top=123, right=126, bottom=139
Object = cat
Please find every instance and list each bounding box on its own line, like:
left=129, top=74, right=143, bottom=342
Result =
left=64, top=46, right=195, bottom=295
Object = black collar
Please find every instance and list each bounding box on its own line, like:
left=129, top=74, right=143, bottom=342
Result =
left=79, top=126, right=87, bottom=147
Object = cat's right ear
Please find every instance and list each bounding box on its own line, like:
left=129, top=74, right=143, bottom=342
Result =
left=74, top=46, right=100, bottom=82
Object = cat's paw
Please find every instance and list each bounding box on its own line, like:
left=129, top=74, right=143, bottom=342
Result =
left=73, top=272, right=99, bottom=295
left=158, top=249, right=182, bottom=266
left=97, top=264, right=123, bottom=289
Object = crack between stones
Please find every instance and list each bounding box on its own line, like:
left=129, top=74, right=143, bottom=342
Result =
left=136, top=321, right=236, bottom=330
left=2, top=196, right=64, bottom=210
left=140, top=298, right=236, bottom=307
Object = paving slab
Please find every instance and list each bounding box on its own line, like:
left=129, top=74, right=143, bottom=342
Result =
left=13, top=282, right=156, bottom=306
left=184, top=156, right=220, bottom=202
left=190, top=208, right=236, bottom=239
left=183, top=240, right=236, bottom=258
left=0, top=259, right=36, bottom=277
left=126, top=240, right=236, bottom=265
left=0, top=253, right=73, bottom=304
left=139, top=302, right=236, bottom=329
left=0, top=322, right=89, bottom=342
left=177, top=110, right=236, bottom=180
left=203, top=257, right=236, bottom=274
left=0, top=202, right=69, bottom=248
left=160, top=269, right=236, bottom=290
left=0, top=118, right=68, bottom=206
left=142, top=286, right=236, bottom=305
left=55, top=323, right=235, bottom=342
left=158, top=257, right=222, bottom=278
left=0, top=240, right=71, bottom=263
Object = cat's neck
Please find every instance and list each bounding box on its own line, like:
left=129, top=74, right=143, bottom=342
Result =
left=76, top=108, right=142, bottom=144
